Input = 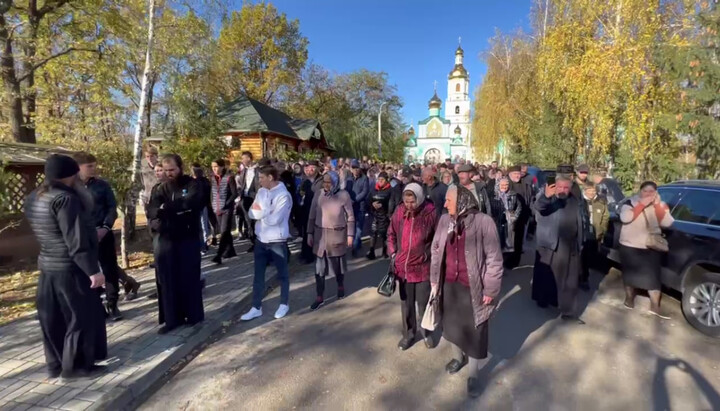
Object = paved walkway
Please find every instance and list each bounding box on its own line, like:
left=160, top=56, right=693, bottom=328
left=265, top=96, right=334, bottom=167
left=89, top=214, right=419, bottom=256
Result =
left=0, top=237, right=308, bottom=411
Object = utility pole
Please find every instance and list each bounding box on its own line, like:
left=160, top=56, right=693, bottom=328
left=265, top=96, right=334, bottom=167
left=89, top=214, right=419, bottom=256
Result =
left=378, top=101, right=388, bottom=157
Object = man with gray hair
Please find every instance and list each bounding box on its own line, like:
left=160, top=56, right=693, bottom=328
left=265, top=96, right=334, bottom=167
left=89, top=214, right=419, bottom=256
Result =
left=422, top=166, right=447, bottom=217
left=531, top=168, right=590, bottom=323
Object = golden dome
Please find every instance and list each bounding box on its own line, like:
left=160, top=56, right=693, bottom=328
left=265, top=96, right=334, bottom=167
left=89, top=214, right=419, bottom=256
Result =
left=449, top=64, right=468, bottom=79
left=428, top=91, right=442, bottom=108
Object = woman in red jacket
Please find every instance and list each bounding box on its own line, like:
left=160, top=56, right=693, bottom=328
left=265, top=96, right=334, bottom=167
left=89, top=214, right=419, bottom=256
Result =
left=387, top=182, right=438, bottom=350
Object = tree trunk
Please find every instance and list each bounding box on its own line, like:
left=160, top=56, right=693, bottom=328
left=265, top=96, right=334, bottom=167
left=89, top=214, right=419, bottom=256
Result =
left=21, top=20, right=38, bottom=145
left=0, top=15, right=29, bottom=143
left=145, top=74, right=156, bottom=139
left=122, top=0, right=157, bottom=268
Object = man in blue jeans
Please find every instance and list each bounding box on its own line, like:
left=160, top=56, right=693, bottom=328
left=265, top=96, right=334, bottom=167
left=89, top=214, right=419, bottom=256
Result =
left=240, top=165, right=293, bottom=321
left=350, top=160, right=369, bottom=256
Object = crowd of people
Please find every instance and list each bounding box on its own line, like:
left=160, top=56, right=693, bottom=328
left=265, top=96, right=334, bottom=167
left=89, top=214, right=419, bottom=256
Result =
left=24, top=147, right=675, bottom=397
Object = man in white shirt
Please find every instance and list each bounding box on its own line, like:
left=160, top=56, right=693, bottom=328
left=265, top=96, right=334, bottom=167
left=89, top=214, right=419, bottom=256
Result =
left=241, top=165, right=293, bottom=321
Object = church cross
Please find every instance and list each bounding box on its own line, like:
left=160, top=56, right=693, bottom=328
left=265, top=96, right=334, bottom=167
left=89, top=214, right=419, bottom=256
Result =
left=433, top=80, right=437, bottom=92
left=458, top=36, right=462, bottom=45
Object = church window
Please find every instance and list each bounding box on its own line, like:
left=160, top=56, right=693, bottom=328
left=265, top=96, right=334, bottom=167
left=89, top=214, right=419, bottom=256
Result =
left=455, top=106, right=460, bottom=114
left=455, top=83, right=461, bottom=92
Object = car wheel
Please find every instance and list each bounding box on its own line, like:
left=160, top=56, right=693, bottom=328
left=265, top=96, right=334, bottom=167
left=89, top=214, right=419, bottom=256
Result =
left=682, top=270, right=720, bottom=338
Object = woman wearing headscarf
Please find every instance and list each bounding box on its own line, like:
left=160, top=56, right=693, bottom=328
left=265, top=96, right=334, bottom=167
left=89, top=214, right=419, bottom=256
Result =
left=366, top=171, right=392, bottom=259
left=492, top=177, right=522, bottom=257
left=307, top=171, right=355, bottom=310
left=387, top=183, right=438, bottom=350
left=430, top=185, right=504, bottom=398
left=618, top=181, right=674, bottom=318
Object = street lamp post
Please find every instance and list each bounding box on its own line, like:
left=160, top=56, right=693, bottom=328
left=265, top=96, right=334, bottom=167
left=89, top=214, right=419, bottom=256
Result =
left=378, top=101, right=388, bottom=158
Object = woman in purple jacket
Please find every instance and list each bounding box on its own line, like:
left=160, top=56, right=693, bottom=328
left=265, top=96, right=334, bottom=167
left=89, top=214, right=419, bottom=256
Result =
left=430, top=185, right=504, bottom=398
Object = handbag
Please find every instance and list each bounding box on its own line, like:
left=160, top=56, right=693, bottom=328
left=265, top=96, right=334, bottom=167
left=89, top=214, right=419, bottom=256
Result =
left=376, top=257, right=397, bottom=297
left=643, top=208, right=669, bottom=252
left=421, top=290, right=441, bottom=331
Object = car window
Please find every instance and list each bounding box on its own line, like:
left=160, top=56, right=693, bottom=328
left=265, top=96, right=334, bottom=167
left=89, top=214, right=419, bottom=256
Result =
left=658, top=187, right=683, bottom=211
left=670, top=189, right=720, bottom=225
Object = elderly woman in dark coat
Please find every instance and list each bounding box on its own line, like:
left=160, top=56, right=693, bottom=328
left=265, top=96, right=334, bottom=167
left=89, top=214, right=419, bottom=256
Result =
left=492, top=177, right=523, bottom=257
left=430, top=185, right=504, bottom=398
left=307, top=171, right=355, bottom=310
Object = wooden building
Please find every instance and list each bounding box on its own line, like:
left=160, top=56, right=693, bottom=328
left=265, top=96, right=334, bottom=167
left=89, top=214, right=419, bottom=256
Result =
left=217, top=95, right=334, bottom=161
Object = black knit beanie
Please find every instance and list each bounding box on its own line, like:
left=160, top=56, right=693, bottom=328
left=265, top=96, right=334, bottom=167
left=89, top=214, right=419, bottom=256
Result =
left=45, top=154, right=79, bottom=181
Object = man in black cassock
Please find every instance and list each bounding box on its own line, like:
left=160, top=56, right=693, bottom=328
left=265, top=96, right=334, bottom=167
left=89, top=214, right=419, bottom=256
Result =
left=531, top=173, right=589, bottom=322
left=25, top=154, right=108, bottom=379
left=147, top=154, right=205, bottom=334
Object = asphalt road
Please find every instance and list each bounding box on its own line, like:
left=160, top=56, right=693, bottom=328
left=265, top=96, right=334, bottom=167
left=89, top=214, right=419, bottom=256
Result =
left=140, top=248, right=720, bottom=411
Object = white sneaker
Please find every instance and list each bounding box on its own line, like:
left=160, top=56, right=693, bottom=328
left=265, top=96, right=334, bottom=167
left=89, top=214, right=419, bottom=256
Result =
left=274, top=304, right=290, bottom=319
left=241, top=307, right=262, bottom=321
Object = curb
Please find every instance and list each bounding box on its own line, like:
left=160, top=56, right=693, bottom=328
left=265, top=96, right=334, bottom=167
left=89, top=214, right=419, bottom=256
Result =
left=89, top=267, right=281, bottom=411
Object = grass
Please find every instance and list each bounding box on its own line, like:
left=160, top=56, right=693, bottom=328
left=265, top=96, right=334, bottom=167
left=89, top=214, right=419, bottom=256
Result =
left=0, top=226, right=155, bottom=326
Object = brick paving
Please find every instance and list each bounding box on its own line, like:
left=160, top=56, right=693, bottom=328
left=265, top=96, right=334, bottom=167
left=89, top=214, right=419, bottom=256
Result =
left=0, top=237, right=308, bottom=411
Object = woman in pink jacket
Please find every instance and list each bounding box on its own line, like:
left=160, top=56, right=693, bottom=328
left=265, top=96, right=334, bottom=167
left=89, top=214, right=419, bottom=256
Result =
left=430, top=185, right=504, bottom=398
left=307, top=171, right=355, bottom=310
left=387, top=183, right=438, bottom=351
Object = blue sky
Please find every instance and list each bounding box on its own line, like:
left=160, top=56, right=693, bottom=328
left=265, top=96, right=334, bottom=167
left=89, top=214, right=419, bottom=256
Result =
left=234, top=0, right=533, bottom=127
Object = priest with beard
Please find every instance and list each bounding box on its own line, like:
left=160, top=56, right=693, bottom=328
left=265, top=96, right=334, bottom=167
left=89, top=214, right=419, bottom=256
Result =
left=24, top=154, right=108, bottom=379
left=147, top=154, right=205, bottom=334
left=531, top=174, right=589, bottom=323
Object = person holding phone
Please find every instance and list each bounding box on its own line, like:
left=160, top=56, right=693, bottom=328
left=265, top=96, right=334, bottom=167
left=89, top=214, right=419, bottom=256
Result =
left=618, top=181, right=674, bottom=319
left=531, top=173, right=590, bottom=323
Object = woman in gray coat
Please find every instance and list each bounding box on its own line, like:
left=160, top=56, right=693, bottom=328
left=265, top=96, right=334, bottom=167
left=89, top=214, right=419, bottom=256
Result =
left=430, top=185, right=504, bottom=398
left=308, top=171, right=355, bottom=310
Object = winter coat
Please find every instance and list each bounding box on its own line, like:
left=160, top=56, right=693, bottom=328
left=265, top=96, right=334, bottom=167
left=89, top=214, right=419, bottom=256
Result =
left=425, top=181, right=447, bottom=217
left=387, top=201, right=437, bottom=282
left=25, top=182, right=100, bottom=276
left=430, top=212, right=504, bottom=326
left=210, top=171, right=238, bottom=215
left=466, top=181, right=493, bottom=216
left=533, top=193, right=590, bottom=252
left=351, top=174, right=370, bottom=214
left=369, top=184, right=392, bottom=234
left=308, top=189, right=355, bottom=257
left=388, top=181, right=405, bottom=217
left=84, top=177, right=117, bottom=230
left=491, top=189, right=523, bottom=251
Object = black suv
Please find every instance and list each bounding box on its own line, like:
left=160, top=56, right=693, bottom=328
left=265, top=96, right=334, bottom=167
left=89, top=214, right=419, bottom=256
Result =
left=603, top=180, right=720, bottom=337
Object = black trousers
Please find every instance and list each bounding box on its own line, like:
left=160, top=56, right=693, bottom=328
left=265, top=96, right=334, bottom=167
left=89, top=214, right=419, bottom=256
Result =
left=241, top=197, right=256, bottom=245
left=37, top=269, right=107, bottom=373
left=371, top=232, right=388, bottom=254
left=97, top=232, right=120, bottom=305
left=581, top=239, right=599, bottom=284
left=215, top=211, right=236, bottom=258
left=399, top=279, right=431, bottom=339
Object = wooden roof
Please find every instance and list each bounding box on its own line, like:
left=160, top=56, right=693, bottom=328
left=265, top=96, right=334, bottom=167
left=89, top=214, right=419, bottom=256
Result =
left=217, top=95, right=333, bottom=149
left=0, top=142, right=75, bottom=166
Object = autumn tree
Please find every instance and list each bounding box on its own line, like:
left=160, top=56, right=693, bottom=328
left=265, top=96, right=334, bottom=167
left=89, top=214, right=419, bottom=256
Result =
left=660, top=0, right=720, bottom=178
left=210, top=2, right=308, bottom=105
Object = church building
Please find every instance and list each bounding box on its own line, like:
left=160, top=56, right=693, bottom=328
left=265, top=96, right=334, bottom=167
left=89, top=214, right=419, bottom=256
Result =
left=404, top=43, right=473, bottom=164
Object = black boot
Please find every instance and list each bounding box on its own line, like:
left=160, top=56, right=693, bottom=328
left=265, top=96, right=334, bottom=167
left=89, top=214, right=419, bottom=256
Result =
left=123, top=277, right=141, bottom=301
left=366, top=249, right=376, bottom=260
left=381, top=245, right=389, bottom=259
left=105, top=301, right=123, bottom=321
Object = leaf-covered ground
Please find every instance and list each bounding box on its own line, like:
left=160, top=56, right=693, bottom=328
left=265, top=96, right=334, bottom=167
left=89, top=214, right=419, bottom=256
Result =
left=0, top=229, right=154, bottom=326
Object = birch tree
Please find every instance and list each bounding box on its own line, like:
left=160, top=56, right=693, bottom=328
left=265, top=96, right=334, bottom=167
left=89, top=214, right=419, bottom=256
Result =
left=121, top=0, right=157, bottom=267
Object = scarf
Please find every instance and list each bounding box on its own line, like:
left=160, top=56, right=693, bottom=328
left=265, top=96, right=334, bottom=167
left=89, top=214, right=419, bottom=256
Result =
left=325, top=171, right=340, bottom=196
left=449, top=185, right=479, bottom=242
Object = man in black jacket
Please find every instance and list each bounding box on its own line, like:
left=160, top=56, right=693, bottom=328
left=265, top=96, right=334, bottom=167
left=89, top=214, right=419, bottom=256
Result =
left=298, top=160, right=323, bottom=263
left=25, top=154, right=107, bottom=378
left=75, top=152, right=138, bottom=320
left=507, top=165, right=531, bottom=268
left=457, top=164, right=492, bottom=215
left=236, top=151, right=260, bottom=252
left=422, top=166, right=447, bottom=217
